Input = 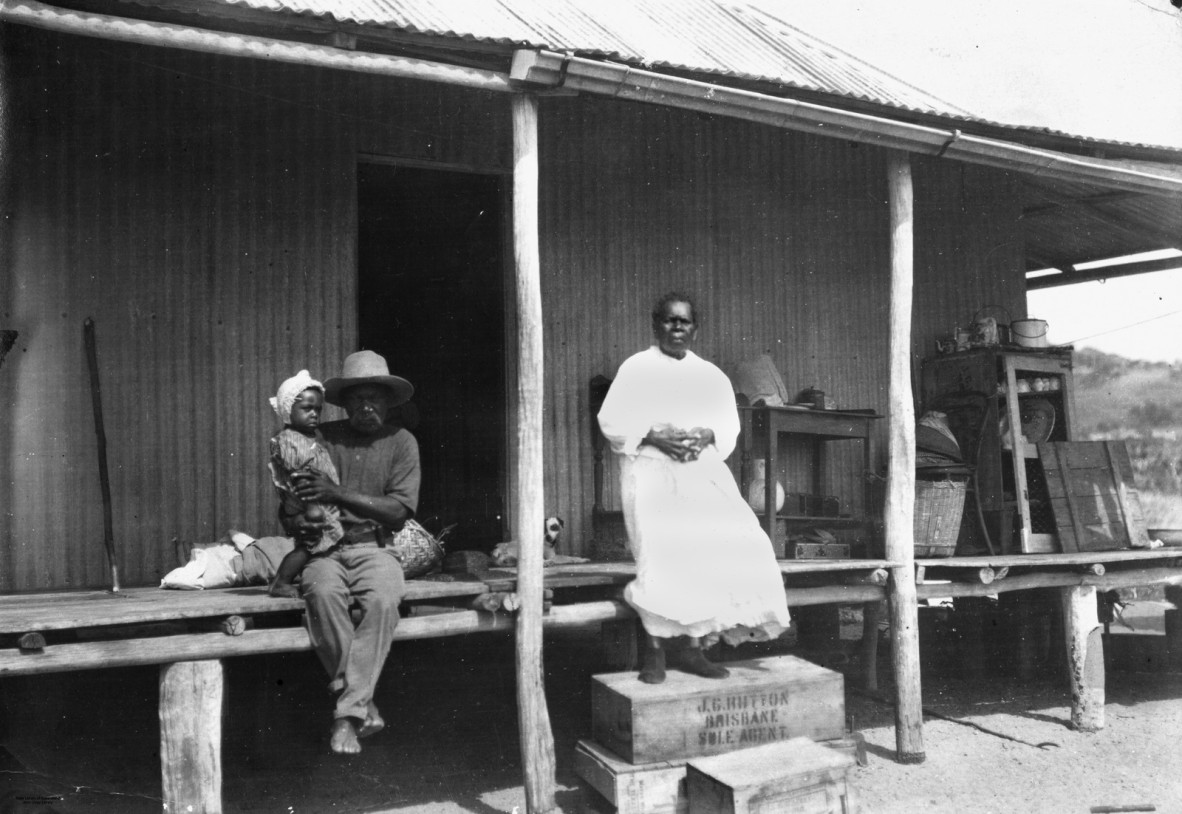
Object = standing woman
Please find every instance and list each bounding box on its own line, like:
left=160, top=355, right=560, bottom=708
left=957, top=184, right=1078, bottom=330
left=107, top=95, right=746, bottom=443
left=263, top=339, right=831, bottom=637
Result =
left=597, top=292, right=791, bottom=683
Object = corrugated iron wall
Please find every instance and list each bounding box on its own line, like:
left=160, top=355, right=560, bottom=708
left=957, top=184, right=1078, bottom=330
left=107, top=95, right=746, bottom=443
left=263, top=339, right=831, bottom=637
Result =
left=537, top=96, right=1024, bottom=552
left=0, top=29, right=1023, bottom=588
left=0, top=29, right=508, bottom=590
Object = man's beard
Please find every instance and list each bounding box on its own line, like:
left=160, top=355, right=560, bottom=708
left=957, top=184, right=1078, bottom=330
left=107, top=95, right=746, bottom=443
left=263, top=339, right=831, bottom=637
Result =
left=350, top=409, right=385, bottom=434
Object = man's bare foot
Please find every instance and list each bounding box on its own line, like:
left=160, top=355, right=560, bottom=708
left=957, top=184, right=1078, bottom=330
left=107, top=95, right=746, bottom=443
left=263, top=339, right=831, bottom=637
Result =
left=329, top=718, right=361, bottom=755
left=268, top=581, right=300, bottom=599
left=358, top=701, right=385, bottom=738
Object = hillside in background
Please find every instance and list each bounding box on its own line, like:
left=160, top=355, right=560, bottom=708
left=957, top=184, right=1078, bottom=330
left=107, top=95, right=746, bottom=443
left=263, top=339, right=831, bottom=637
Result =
left=1073, top=347, right=1182, bottom=527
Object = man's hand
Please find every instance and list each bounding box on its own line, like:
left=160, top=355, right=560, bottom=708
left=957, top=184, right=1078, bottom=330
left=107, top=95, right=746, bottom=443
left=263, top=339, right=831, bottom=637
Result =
left=291, top=471, right=341, bottom=505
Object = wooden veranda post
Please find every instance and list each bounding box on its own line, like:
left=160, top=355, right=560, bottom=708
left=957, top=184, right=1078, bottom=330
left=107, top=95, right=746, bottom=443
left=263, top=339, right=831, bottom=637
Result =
left=160, top=659, right=223, bottom=814
left=1062, top=585, right=1105, bottom=731
left=511, top=91, right=557, bottom=813
left=884, top=151, right=925, bottom=763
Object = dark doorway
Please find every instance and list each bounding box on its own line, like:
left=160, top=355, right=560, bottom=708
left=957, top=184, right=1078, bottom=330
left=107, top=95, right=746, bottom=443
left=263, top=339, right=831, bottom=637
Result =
left=358, top=162, right=507, bottom=551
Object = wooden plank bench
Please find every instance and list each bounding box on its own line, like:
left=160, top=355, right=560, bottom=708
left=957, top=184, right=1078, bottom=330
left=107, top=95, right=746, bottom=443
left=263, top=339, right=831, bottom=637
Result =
left=0, top=558, right=900, bottom=811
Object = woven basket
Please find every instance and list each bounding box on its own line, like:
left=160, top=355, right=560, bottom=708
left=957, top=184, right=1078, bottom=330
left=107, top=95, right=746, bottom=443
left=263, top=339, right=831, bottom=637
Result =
left=913, top=477, right=967, bottom=558
left=388, top=519, right=445, bottom=578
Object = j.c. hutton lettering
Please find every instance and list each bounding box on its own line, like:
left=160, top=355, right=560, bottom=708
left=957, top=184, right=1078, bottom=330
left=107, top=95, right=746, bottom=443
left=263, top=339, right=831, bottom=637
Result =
left=695, top=691, right=792, bottom=713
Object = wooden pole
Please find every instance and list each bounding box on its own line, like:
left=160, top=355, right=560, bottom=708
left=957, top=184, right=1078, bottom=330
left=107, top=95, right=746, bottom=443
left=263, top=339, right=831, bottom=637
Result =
left=511, top=91, right=557, bottom=814
left=1061, top=585, right=1105, bottom=731
left=860, top=600, right=884, bottom=692
left=1165, top=584, right=1182, bottom=670
left=884, top=151, right=924, bottom=763
left=83, top=317, right=121, bottom=592
left=160, top=659, right=223, bottom=814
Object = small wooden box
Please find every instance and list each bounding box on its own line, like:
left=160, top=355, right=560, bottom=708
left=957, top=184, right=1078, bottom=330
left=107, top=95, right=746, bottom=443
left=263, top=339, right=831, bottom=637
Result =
left=575, top=739, right=688, bottom=814
left=686, top=737, right=857, bottom=814
left=791, top=542, right=850, bottom=560
left=592, top=655, right=845, bottom=765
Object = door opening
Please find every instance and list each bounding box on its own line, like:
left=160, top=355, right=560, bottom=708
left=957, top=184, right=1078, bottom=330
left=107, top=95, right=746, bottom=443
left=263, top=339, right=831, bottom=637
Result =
left=357, top=162, right=507, bottom=551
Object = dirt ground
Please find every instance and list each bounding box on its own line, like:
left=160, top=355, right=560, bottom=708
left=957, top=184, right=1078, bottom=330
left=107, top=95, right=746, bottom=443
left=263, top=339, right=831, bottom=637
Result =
left=1, top=600, right=1180, bottom=814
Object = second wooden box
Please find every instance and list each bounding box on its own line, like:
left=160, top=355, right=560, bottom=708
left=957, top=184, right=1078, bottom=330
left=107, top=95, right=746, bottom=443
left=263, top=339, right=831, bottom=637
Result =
left=592, top=654, right=845, bottom=764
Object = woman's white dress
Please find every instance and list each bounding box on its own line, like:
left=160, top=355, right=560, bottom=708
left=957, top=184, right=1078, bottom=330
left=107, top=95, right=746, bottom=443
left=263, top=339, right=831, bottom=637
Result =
left=597, top=346, right=790, bottom=644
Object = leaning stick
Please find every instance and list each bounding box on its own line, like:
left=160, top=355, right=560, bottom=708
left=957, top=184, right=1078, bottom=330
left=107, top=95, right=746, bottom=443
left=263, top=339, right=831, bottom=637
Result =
left=83, top=318, right=120, bottom=592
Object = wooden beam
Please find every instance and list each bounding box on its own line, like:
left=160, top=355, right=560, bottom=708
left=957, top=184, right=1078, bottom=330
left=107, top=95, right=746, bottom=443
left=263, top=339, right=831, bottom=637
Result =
left=511, top=91, right=557, bottom=814
left=513, top=50, right=1182, bottom=197
left=160, top=659, right=223, bottom=814
left=1028, top=256, right=1182, bottom=290
left=0, top=601, right=640, bottom=677
left=0, top=0, right=512, bottom=92
left=915, top=565, right=1182, bottom=600
left=884, top=151, right=924, bottom=764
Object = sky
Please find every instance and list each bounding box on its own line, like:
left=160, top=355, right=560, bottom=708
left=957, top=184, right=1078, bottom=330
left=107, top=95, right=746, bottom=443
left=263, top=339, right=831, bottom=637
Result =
left=767, top=0, right=1182, bottom=362
left=1028, top=267, right=1182, bottom=363
left=771, top=0, right=1182, bottom=148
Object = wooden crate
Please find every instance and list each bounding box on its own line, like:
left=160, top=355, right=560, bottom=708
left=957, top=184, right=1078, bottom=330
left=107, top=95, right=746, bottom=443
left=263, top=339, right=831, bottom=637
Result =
left=685, top=736, right=857, bottom=814
left=575, top=736, right=864, bottom=814
left=592, top=655, right=845, bottom=764
left=575, top=738, right=688, bottom=814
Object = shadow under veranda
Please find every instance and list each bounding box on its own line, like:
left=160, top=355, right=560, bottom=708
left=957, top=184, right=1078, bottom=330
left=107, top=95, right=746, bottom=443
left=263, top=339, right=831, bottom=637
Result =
left=221, top=627, right=610, bottom=813
left=838, top=609, right=1182, bottom=747
left=6, top=613, right=1179, bottom=812
left=0, top=626, right=609, bottom=814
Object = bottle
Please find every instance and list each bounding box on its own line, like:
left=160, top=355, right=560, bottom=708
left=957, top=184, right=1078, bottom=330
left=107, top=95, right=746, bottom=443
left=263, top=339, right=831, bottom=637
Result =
left=747, top=459, right=786, bottom=514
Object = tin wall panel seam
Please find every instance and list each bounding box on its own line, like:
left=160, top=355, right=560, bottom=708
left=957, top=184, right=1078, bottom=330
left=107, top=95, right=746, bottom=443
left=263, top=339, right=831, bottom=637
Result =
left=0, top=31, right=505, bottom=589
left=540, top=99, right=1026, bottom=556
left=6, top=30, right=1027, bottom=586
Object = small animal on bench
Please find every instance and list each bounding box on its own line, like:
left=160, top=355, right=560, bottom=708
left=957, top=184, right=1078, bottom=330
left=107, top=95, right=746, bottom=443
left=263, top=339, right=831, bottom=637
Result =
left=491, top=516, right=565, bottom=567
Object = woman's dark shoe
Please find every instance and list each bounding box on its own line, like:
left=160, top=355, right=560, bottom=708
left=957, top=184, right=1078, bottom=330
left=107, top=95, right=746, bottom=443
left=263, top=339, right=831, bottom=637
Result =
left=675, top=646, right=729, bottom=679
left=639, top=635, right=667, bottom=684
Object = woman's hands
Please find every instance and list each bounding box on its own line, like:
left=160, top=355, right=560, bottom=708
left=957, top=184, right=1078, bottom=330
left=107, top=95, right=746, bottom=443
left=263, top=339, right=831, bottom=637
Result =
left=644, top=426, right=715, bottom=462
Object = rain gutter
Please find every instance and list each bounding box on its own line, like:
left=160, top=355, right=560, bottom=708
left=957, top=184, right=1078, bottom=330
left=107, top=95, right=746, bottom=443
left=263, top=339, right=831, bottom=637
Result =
left=511, top=50, right=1182, bottom=198
left=3, top=1, right=1178, bottom=197
left=0, top=0, right=513, bottom=93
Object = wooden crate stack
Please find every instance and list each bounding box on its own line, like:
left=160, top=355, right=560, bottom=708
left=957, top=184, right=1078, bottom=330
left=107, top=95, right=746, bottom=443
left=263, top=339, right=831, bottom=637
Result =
left=576, top=654, right=860, bottom=814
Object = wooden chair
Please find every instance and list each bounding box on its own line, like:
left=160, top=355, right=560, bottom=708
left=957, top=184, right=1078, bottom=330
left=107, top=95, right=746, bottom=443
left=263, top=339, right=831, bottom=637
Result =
left=589, top=375, right=631, bottom=561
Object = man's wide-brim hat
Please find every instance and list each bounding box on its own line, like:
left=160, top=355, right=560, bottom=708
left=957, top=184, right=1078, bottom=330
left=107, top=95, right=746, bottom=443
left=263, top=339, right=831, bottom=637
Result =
left=324, top=350, right=414, bottom=408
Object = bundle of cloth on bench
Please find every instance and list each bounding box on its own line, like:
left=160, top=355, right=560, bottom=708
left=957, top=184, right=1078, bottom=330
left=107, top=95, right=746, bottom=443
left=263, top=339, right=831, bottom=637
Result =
left=160, top=531, right=297, bottom=590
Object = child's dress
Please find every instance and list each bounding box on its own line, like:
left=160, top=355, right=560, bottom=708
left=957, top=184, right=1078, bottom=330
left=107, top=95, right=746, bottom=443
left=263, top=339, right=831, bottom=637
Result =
left=269, top=428, right=345, bottom=555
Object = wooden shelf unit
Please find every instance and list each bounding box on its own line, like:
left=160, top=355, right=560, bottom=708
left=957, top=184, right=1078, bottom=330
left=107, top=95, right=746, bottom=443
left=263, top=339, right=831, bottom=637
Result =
left=921, top=347, right=1076, bottom=554
left=738, top=405, right=881, bottom=557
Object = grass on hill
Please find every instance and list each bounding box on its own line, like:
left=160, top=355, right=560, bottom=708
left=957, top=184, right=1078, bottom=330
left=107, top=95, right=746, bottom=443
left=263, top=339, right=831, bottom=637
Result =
left=1073, top=347, right=1182, bottom=529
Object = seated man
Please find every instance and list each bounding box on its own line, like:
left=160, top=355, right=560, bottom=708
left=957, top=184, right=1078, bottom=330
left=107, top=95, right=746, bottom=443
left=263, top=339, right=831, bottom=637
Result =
left=285, top=350, right=420, bottom=755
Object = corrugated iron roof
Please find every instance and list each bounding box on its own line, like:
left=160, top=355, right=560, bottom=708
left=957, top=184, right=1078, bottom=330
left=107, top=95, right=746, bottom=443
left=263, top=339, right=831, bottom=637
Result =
left=108, top=0, right=1182, bottom=155
left=118, top=0, right=978, bottom=119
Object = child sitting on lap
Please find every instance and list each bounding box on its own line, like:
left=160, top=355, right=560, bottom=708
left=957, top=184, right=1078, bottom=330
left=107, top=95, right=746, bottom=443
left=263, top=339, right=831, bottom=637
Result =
left=267, top=370, right=344, bottom=598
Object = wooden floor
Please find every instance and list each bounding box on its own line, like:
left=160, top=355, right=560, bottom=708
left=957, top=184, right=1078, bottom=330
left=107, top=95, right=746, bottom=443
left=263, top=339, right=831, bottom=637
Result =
left=0, top=550, right=1172, bottom=638
left=916, top=548, right=1182, bottom=569
left=0, top=560, right=902, bottom=636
